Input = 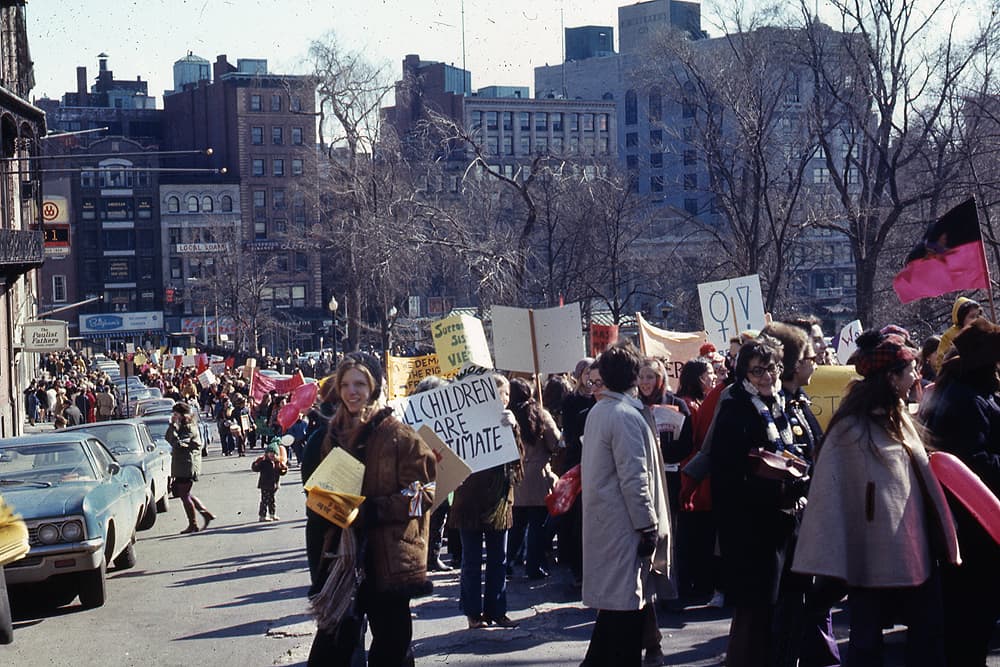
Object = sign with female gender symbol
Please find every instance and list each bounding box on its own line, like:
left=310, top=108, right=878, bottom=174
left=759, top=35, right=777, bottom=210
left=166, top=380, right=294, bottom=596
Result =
left=697, top=274, right=767, bottom=349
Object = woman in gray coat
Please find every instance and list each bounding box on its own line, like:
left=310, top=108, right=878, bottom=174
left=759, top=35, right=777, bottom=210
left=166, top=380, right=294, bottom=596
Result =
left=581, top=346, right=671, bottom=666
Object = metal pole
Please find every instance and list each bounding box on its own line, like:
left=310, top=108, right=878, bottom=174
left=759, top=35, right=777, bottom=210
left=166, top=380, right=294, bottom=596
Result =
left=202, top=305, right=208, bottom=346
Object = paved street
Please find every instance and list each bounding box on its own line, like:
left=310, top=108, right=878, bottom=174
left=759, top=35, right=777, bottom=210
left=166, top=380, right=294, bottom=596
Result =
left=6, top=422, right=1000, bottom=666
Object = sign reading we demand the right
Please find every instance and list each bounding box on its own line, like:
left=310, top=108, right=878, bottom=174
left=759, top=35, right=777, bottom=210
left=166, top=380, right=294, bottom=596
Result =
left=389, top=372, right=518, bottom=473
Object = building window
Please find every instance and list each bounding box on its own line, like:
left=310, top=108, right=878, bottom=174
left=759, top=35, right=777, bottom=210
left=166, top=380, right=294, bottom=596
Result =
left=502, top=112, right=512, bottom=132
left=274, top=219, right=287, bottom=234
left=813, top=167, right=831, bottom=184
left=202, top=196, right=213, bottom=212
left=503, top=136, right=513, bottom=155
left=221, top=195, right=233, bottom=212
left=273, top=188, right=286, bottom=209
left=599, top=114, right=609, bottom=132
left=292, top=159, right=303, bottom=176
left=682, top=125, right=695, bottom=141
left=520, top=136, right=531, bottom=154
left=649, top=87, right=662, bottom=122
left=684, top=149, right=697, bottom=166
left=582, top=114, right=594, bottom=132
left=170, top=258, right=182, bottom=279
left=135, top=170, right=150, bottom=187
left=270, top=94, right=282, bottom=112
left=487, top=137, right=499, bottom=155
left=535, top=112, right=548, bottom=132
left=291, top=96, right=302, bottom=112
left=650, top=152, right=663, bottom=169
left=626, top=132, right=638, bottom=148
left=682, top=100, right=697, bottom=119
left=486, top=111, right=498, bottom=131
left=169, top=227, right=182, bottom=246
left=292, top=127, right=303, bottom=145
left=552, top=136, right=563, bottom=153
left=137, top=197, right=153, bottom=219
left=651, top=175, right=664, bottom=192
left=255, top=221, right=267, bottom=240
left=52, top=275, right=67, bottom=303
left=276, top=255, right=289, bottom=272
left=292, top=285, right=306, bottom=308
left=625, top=90, right=638, bottom=125
left=536, top=136, right=548, bottom=154
left=164, top=196, right=179, bottom=214
left=471, top=111, right=482, bottom=131
left=552, top=113, right=563, bottom=132
left=251, top=126, right=264, bottom=145
left=295, top=252, right=308, bottom=272
left=272, top=127, right=283, bottom=145
left=684, top=198, right=699, bottom=215
left=253, top=190, right=266, bottom=209
left=80, top=170, right=94, bottom=188
left=684, top=173, right=697, bottom=190
left=519, top=112, right=530, bottom=131
left=650, top=129, right=663, bottom=146
left=847, top=168, right=860, bottom=184
left=626, top=155, right=638, bottom=169
left=252, top=159, right=265, bottom=177
left=785, top=74, right=800, bottom=104
left=250, top=94, right=262, bottom=111
left=187, top=196, right=199, bottom=212
left=272, top=159, right=284, bottom=177
left=570, top=113, right=579, bottom=132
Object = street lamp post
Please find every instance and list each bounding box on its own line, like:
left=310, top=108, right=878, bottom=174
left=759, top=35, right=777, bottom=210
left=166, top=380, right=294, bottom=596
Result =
left=328, top=296, right=338, bottom=362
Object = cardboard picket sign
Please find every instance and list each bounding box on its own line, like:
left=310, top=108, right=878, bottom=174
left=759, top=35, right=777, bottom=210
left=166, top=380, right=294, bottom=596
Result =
left=492, top=302, right=585, bottom=375
left=385, top=353, right=444, bottom=399
left=197, top=369, right=217, bottom=389
left=389, top=373, right=518, bottom=473
left=806, top=365, right=859, bottom=431
left=635, top=313, right=708, bottom=392
left=697, top=274, right=767, bottom=349
left=836, top=319, right=863, bottom=365
left=431, top=314, right=493, bottom=375
left=417, top=425, right=472, bottom=513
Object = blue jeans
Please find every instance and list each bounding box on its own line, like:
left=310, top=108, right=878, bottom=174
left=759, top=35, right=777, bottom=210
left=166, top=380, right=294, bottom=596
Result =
left=459, top=528, right=508, bottom=619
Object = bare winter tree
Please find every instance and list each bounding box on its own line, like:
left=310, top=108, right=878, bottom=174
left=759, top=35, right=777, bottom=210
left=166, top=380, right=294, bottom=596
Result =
left=641, top=10, right=822, bottom=313
left=800, top=0, right=997, bottom=326
left=305, top=32, right=425, bottom=352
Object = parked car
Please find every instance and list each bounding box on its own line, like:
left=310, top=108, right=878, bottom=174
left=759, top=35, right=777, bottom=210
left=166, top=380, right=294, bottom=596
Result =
left=134, top=398, right=176, bottom=416
left=139, top=413, right=212, bottom=457
left=0, top=433, right=145, bottom=609
left=62, top=420, right=171, bottom=528
left=0, top=494, right=28, bottom=644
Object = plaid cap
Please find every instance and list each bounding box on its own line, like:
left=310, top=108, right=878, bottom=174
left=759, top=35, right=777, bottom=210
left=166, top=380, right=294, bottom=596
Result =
left=849, top=333, right=918, bottom=377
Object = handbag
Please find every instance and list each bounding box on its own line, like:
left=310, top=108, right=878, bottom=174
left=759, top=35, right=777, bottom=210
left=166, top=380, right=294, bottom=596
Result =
left=545, top=464, right=581, bottom=516
left=747, top=448, right=809, bottom=481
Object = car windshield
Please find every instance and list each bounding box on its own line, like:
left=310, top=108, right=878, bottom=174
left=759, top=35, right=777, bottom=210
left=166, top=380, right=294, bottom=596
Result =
left=143, top=419, right=170, bottom=444
left=74, top=425, right=140, bottom=456
left=0, top=441, right=97, bottom=484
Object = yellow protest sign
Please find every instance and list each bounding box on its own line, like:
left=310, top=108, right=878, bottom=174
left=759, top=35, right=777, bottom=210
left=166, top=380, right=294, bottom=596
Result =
left=133, top=353, right=147, bottom=366
left=304, top=447, right=366, bottom=528
left=431, top=313, right=493, bottom=375
left=807, top=365, right=859, bottom=431
left=385, top=353, right=444, bottom=399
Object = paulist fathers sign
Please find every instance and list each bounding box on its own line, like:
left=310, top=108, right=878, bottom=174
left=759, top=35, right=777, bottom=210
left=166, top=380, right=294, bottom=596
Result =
left=389, top=373, right=518, bottom=472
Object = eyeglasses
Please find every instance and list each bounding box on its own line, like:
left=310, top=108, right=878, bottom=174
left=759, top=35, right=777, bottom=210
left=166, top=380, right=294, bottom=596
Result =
left=799, top=356, right=817, bottom=365
left=587, top=378, right=604, bottom=388
left=747, top=364, right=782, bottom=378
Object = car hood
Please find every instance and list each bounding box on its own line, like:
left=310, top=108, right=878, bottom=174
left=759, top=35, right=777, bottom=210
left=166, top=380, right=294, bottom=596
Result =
left=2, top=484, right=88, bottom=519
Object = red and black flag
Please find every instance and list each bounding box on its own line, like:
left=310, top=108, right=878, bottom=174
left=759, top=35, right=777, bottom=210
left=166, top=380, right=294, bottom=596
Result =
left=893, top=198, right=990, bottom=304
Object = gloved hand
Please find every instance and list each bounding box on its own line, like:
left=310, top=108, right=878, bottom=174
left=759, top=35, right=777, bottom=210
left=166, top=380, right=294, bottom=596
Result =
left=637, top=528, right=657, bottom=558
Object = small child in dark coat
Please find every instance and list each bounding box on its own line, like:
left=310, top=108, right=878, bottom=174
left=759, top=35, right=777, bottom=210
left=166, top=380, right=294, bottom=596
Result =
left=252, top=441, right=288, bottom=521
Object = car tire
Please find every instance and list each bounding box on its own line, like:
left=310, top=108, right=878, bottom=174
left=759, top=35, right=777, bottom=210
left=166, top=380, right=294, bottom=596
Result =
left=113, top=542, right=136, bottom=571
left=156, top=491, right=169, bottom=513
left=137, top=494, right=156, bottom=530
left=78, top=559, right=107, bottom=609
left=0, top=567, right=13, bottom=644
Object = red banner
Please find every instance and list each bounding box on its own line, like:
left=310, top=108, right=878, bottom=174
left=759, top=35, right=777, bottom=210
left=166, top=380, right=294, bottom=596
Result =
left=251, top=369, right=305, bottom=403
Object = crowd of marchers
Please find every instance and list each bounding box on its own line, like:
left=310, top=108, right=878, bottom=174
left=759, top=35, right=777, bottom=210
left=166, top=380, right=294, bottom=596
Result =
left=14, top=294, right=1000, bottom=666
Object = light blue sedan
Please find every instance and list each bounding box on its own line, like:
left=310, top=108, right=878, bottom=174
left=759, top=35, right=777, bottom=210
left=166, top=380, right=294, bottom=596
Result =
left=0, top=433, right=146, bottom=608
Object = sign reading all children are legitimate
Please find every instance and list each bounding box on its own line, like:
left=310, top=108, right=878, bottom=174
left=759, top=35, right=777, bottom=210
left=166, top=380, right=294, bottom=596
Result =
left=389, top=373, right=518, bottom=473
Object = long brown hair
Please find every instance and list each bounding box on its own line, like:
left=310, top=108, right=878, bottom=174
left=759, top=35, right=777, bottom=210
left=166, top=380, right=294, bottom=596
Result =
left=322, top=357, right=379, bottom=456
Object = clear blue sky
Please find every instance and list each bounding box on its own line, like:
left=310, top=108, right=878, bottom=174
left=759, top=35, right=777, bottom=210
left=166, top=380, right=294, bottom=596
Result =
left=25, top=0, right=628, bottom=104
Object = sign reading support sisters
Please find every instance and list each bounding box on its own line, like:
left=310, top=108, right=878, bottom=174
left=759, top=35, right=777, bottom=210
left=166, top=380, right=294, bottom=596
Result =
left=389, top=374, right=518, bottom=472
left=431, top=314, right=493, bottom=375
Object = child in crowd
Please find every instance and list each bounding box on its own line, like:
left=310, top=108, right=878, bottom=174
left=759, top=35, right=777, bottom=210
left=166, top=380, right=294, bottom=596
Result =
left=252, top=440, right=288, bottom=521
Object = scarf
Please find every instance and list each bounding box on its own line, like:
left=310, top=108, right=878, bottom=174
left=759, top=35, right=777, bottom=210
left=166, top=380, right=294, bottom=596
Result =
left=742, top=379, right=794, bottom=452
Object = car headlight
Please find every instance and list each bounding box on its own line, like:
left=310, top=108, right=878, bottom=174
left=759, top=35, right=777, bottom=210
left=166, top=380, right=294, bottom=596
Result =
left=37, top=523, right=60, bottom=544
left=61, top=520, right=84, bottom=541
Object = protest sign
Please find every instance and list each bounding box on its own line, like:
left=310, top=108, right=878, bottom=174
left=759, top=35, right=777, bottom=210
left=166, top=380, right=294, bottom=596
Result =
left=590, top=323, right=619, bottom=356
left=492, top=302, right=585, bottom=375
left=417, top=426, right=473, bottom=512
left=385, top=353, right=444, bottom=399
left=836, top=319, right=863, bottom=365
left=390, top=373, right=518, bottom=472
left=808, top=365, right=858, bottom=430
left=197, top=369, right=217, bottom=389
left=431, top=313, right=493, bottom=375
left=636, top=313, right=708, bottom=391
left=304, top=448, right=366, bottom=528
left=697, top=274, right=768, bottom=349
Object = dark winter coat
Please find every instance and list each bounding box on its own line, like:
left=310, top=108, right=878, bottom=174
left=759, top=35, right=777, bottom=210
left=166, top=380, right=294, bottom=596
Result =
left=251, top=455, right=288, bottom=491
left=709, top=382, right=803, bottom=606
left=166, top=421, right=203, bottom=480
left=559, top=393, right=595, bottom=473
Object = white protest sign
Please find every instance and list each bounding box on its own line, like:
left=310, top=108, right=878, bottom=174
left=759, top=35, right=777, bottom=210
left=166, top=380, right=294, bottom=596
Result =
left=492, top=302, right=585, bottom=374
left=417, top=426, right=473, bottom=512
left=836, top=319, right=863, bottom=365
left=390, top=373, right=518, bottom=472
left=697, top=274, right=767, bottom=349
left=197, top=369, right=217, bottom=389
